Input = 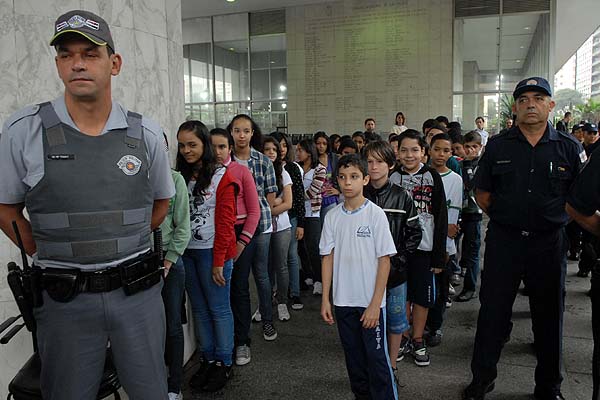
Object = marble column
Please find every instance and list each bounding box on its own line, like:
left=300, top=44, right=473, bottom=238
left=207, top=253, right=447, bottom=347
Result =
left=0, top=0, right=185, bottom=395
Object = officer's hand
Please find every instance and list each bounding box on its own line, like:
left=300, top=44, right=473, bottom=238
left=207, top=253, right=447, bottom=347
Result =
left=212, top=267, right=226, bottom=287
left=163, top=260, right=173, bottom=277
left=431, top=268, right=444, bottom=274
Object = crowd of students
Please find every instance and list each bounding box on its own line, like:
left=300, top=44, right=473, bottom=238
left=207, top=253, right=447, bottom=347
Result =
left=159, top=111, right=491, bottom=400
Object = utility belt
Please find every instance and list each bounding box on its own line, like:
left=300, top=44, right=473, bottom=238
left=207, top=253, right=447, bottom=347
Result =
left=33, top=250, right=162, bottom=305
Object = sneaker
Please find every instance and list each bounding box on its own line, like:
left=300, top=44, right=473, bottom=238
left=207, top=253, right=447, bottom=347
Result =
left=455, top=289, right=475, bottom=302
left=291, top=296, right=304, bottom=310
left=278, top=303, right=291, bottom=321
left=313, top=281, right=323, bottom=295
left=304, top=278, right=314, bottom=286
left=445, top=298, right=453, bottom=308
left=251, top=308, right=262, bottom=323
left=235, top=345, right=251, bottom=366
left=451, top=273, right=462, bottom=286
left=263, top=322, right=278, bottom=341
left=189, top=359, right=215, bottom=389
left=168, top=392, right=183, bottom=400
left=411, top=340, right=430, bottom=367
left=425, top=329, right=443, bottom=347
left=448, top=283, right=456, bottom=295
left=397, top=336, right=411, bottom=361
left=202, top=361, right=233, bottom=392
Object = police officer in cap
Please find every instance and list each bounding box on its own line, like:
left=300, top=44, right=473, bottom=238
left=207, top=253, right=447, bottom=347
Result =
left=0, top=10, right=174, bottom=400
left=463, top=77, right=585, bottom=400
left=566, top=147, right=600, bottom=400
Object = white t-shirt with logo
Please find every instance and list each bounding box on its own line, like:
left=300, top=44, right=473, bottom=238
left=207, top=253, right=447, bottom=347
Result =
left=187, top=167, right=226, bottom=249
left=319, top=200, right=397, bottom=308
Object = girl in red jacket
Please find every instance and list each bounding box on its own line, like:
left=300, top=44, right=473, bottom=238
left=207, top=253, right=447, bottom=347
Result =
left=176, top=120, right=238, bottom=393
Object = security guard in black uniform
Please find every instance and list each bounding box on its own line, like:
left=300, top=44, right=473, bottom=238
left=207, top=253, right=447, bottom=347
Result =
left=566, top=151, right=600, bottom=400
left=463, top=77, right=585, bottom=400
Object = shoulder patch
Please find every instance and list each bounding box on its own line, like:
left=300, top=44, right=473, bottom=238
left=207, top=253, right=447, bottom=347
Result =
left=4, top=105, right=40, bottom=129
left=140, top=115, right=163, bottom=137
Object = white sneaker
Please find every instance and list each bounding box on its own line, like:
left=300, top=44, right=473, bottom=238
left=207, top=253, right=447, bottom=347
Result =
left=235, top=344, right=251, bottom=366
left=313, top=281, right=323, bottom=295
left=304, top=278, right=314, bottom=286
left=168, top=392, right=183, bottom=400
left=278, top=303, right=291, bottom=321
left=448, top=284, right=456, bottom=296
left=252, top=308, right=262, bottom=323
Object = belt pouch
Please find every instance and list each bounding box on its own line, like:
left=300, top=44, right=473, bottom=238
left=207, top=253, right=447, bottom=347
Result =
left=42, top=268, right=81, bottom=303
left=120, top=252, right=161, bottom=296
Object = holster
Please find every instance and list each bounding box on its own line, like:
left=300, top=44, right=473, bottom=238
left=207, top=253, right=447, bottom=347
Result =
left=40, top=267, right=81, bottom=303
left=119, top=251, right=161, bottom=296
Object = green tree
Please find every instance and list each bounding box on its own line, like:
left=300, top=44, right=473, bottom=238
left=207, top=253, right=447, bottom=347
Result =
left=553, top=88, right=584, bottom=113
left=574, top=98, right=600, bottom=123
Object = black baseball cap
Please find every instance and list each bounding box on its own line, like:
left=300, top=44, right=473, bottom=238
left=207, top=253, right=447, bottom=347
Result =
left=49, top=10, right=114, bottom=52
left=583, top=123, right=599, bottom=133
left=572, top=123, right=583, bottom=132
left=513, top=77, right=552, bottom=99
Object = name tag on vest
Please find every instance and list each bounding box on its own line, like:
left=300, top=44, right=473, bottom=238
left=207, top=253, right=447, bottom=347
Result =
left=47, top=154, right=75, bottom=160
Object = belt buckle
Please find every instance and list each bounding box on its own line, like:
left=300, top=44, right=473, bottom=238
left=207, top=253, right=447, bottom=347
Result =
left=90, top=272, right=108, bottom=292
left=520, top=230, right=530, bottom=237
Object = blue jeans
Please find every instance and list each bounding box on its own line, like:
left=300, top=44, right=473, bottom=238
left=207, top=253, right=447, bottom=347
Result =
left=386, top=283, right=409, bottom=334
left=183, top=249, right=234, bottom=366
left=161, top=257, right=186, bottom=393
left=460, top=218, right=482, bottom=291
left=231, top=232, right=272, bottom=346
left=288, top=217, right=301, bottom=297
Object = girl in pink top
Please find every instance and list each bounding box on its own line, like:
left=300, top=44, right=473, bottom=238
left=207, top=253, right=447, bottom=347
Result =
left=210, top=128, right=260, bottom=260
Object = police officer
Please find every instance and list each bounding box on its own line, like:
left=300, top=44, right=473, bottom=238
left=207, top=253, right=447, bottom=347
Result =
left=463, top=77, right=585, bottom=400
left=0, top=10, right=174, bottom=400
left=566, top=151, right=600, bottom=400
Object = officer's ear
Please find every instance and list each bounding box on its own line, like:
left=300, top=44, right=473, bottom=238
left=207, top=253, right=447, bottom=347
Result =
left=548, top=99, right=556, bottom=111
left=110, top=52, right=122, bottom=77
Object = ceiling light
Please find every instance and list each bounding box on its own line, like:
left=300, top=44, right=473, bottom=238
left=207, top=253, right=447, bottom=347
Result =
left=520, top=46, right=524, bottom=49
left=229, top=47, right=235, bottom=51
left=282, top=103, right=287, bottom=109
left=270, top=61, right=276, bottom=64
left=516, top=59, right=521, bottom=63
left=524, top=26, right=530, bottom=30
left=279, top=85, right=287, bottom=92
left=227, top=0, right=236, bottom=2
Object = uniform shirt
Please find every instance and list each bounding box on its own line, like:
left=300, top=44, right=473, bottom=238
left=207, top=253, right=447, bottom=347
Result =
left=473, top=124, right=584, bottom=232
left=440, top=170, right=463, bottom=256
left=567, top=148, right=600, bottom=216
left=319, top=200, right=396, bottom=308
left=0, top=96, right=175, bottom=270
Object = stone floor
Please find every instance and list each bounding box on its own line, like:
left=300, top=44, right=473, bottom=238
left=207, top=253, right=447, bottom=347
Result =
left=179, top=257, right=594, bottom=399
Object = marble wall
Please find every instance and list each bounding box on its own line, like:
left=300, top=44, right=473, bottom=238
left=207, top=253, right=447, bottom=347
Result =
left=0, top=0, right=186, bottom=396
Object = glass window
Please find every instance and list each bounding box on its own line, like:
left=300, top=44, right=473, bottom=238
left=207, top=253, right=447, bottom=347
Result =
left=454, top=17, right=500, bottom=93
left=216, top=102, right=251, bottom=128
left=453, top=94, right=501, bottom=135
left=188, top=43, right=213, bottom=103
left=185, top=104, right=215, bottom=129
left=213, top=14, right=250, bottom=102
left=251, top=70, right=270, bottom=100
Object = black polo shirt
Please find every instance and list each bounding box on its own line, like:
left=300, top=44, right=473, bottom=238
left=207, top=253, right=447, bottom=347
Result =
left=567, top=146, right=600, bottom=216
left=474, top=123, right=584, bottom=232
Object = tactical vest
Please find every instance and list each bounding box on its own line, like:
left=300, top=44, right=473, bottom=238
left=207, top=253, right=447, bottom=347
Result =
left=24, top=102, right=154, bottom=264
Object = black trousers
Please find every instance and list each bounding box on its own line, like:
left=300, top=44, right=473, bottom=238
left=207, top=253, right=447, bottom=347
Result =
left=470, top=222, right=567, bottom=396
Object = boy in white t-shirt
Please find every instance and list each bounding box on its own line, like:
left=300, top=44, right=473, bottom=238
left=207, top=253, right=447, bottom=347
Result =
left=426, top=133, right=463, bottom=346
left=320, top=154, right=398, bottom=400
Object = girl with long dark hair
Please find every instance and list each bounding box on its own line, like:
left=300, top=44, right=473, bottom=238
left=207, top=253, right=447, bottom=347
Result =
left=176, top=120, right=238, bottom=392
left=314, top=131, right=340, bottom=224
left=296, top=139, right=326, bottom=295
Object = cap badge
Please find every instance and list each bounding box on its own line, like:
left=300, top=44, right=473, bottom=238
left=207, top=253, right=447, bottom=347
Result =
left=117, top=155, right=142, bottom=176
left=526, top=79, right=538, bottom=85
left=57, top=15, right=100, bottom=31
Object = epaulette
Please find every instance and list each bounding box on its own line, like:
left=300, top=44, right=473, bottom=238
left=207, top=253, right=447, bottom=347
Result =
left=556, top=129, right=581, bottom=146
left=141, top=115, right=163, bottom=137
left=4, top=105, right=40, bottom=129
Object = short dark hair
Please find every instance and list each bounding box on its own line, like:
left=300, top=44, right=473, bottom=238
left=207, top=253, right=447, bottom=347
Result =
left=449, top=131, right=464, bottom=145
left=364, top=118, right=375, bottom=125
left=447, top=121, right=462, bottom=133
left=336, top=154, right=368, bottom=178
left=422, top=118, right=438, bottom=133
left=338, top=137, right=358, bottom=154
left=464, top=130, right=482, bottom=144
left=435, top=115, right=449, bottom=125
left=475, top=116, right=485, bottom=123
left=427, top=123, right=447, bottom=134
left=430, top=133, right=452, bottom=148
left=565, top=112, right=572, bottom=117
left=363, top=141, right=396, bottom=168
left=398, top=129, right=427, bottom=149
left=352, top=131, right=366, bottom=141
